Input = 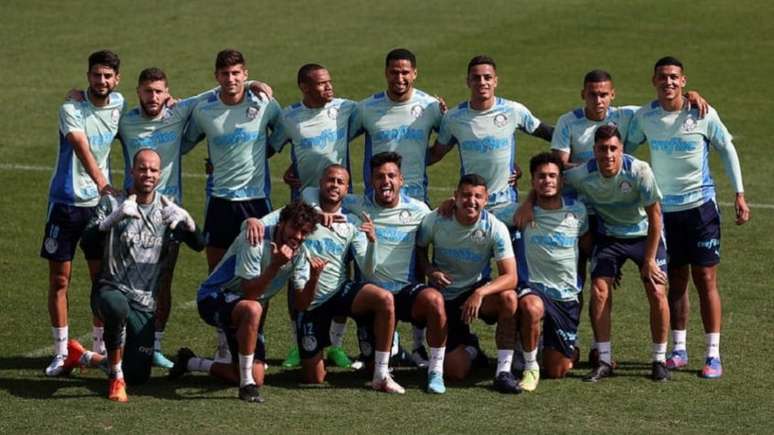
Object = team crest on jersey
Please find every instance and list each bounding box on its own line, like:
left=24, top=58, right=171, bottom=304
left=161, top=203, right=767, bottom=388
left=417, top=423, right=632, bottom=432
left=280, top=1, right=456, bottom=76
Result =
left=493, top=113, right=508, bottom=128
left=44, top=237, right=58, bottom=254
left=327, top=106, right=339, bottom=120
left=470, top=228, right=487, bottom=245
left=410, top=104, right=424, bottom=119
left=151, top=209, right=164, bottom=225
left=246, top=106, right=260, bottom=120
left=111, top=108, right=120, bottom=125
left=399, top=210, right=412, bottom=224
left=682, top=116, right=697, bottom=132
left=302, top=335, right=317, bottom=352
left=562, top=212, right=579, bottom=226
left=619, top=181, right=632, bottom=193
left=332, top=222, right=352, bottom=238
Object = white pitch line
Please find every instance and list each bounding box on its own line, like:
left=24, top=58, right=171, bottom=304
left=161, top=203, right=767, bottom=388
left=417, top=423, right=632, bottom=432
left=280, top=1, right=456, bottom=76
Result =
left=4, top=162, right=773, bottom=210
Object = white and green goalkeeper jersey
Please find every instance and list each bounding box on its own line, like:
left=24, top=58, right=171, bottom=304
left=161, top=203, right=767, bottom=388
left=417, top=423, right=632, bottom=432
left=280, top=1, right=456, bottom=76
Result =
left=48, top=90, right=125, bottom=207
left=417, top=209, right=513, bottom=300
left=119, top=90, right=216, bottom=203
left=353, top=89, right=442, bottom=202
left=269, top=98, right=358, bottom=199
left=564, top=155, right=661, bottom=238
left=437, top=98, right=541, bottom=207
left=184, top=90, right=281, bottom=200
left=521, top=197, right=588, bottom=302
left=626, top=101, right=744, bottom=213
left=197, top=224, right=309, bottom=303
left=551, top=106, right=638, bottom=164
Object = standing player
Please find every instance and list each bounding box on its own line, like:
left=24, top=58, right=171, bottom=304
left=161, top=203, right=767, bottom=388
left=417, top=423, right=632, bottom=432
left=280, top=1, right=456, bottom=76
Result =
left=308, top=152, right=447, bottom=393
left=269, top=64, right=359, bottom=369
left=352, top=51, right=445, bottom=364
left=416, top=174, right=520, bottom=394
left=170, top=201, right=319, bottom=403
left=626, top=57, right=750, bottom=378
left=183, top=48, right=282, bottom=272
left=66, top=149, right=204, bottom=402
left=516, top=153, right=591, bottom=392
left=41, top=50, right=124, bottom=376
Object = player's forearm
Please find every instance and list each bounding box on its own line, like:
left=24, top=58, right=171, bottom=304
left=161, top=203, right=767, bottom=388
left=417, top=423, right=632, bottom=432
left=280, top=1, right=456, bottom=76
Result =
left=355, top=240, right=378, bottom=278
left=415, top=246, right=431, bottom=283
left=529, top=122, right=554, bottom=142
left=294, top=276, right=321, bottom=311
left=71, top=134, right=109, bottom=191
left=241, top=265, right=282, bottom=300
left=427, top=142, right=450, bottom=166
left=718, top=143, right=745, bottom=193
left=644, top=204, right=663, bottom=262
left=478, top=270, right=517, bottom=297
left=173, top=226, right=206, bottom=252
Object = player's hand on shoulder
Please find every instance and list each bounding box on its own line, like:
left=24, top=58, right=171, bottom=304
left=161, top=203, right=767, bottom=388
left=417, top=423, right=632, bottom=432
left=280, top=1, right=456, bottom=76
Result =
left=250, top=81, right=274, bottom=101
left=100, top=184, right=118, bottom=197
left=437, top=197, right=455, bottom=219
left=244, top=218, right=265, bottom=246
left=65, top=88, right=85, bottom=102
left=513, top=203, right=535, bottom=230
left=685, top=91, right=709, bottom=118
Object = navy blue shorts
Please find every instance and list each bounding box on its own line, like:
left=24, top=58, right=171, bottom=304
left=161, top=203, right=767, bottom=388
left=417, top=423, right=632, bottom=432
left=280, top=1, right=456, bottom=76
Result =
left=295, top=282, right=364, bottom=359
left=663, top=200, right=721, bottom=267
left=40, top=202, right=101, bottom=261
left=591, top=234, right=667, bottom=280
left=517, top=287, right=580, bottom=358
left=394, top=283, right=432, bottom=326
left=203, top=196, right=272, bottom=249
left=444, top=285, right=498, bottom=352
left=197, top=293, right=266, bottom=362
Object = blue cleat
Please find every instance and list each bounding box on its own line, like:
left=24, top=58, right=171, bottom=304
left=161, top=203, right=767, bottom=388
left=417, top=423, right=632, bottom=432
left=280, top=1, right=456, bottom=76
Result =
left=665, top=350, right=688, bottom=370
left=701, top=357, right=723, bottom=379
left=427, top=371, right=446, bottom=394
left=153, top=351, right=175, bottom=369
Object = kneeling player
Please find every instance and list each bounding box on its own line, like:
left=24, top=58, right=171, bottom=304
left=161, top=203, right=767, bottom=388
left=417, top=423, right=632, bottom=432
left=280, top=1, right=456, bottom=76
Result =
left=516, top=153, right=590, bottom=391
left=170, top=201, right=319, bottom=403
left=417, top=174, right=519, bottom=394
left=67, top=149, right=203, bottom=402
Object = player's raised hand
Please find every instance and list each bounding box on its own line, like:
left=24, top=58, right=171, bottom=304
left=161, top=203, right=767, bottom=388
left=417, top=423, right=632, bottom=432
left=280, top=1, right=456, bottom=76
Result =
left=359, top=212, right=376, bottom=242
left=161, top=196, right=195, bottom=231
left=243, top=218, right=265, bottom=246
left=269, top=242, right=295, bottom=267
left=735, top=193, right=751, bottom=225
left=428, top=268, right=452, bottom=290
left=437, top=197, right=455, bottom=219
left=283, top=165, right=302, bottom=189
left=121, top=194, right=142, bottom=219
left=461, top=290, right=483, bottom=324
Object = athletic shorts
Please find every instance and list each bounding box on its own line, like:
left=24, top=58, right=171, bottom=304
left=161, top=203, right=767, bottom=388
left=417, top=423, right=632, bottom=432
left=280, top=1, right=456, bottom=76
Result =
left=663, top=200, right=721, bottom=267
left=394, top=282, right=432, bottom=326
left=198, top=292, right=266, bottom=362
left=91, top=286, right=155, bottom=385
left=444, top=284, right=498, bottom=352
left=517, top=287, right=580, bottom=358
left=295, top=282, right=365, bottom=359
left=591, top=234, right=668, bottom=280
left=203, top=196, right=272, bottom=249
left=40, top=202, right=101, bottom=261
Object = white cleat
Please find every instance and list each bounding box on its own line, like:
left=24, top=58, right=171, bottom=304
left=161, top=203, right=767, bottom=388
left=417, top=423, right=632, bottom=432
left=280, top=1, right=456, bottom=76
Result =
left=45, top=354, right=67, bottom=377
left=370, top=374, right=406, bottom=394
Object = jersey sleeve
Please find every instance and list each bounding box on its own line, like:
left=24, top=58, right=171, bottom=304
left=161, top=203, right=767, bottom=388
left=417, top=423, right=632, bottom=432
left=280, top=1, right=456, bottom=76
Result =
left=265, top=99, right=283, bottom=137
left=624, top=110, right=647, bottom=154
left=706, top=108, right=744, bottom=193
left=491, top=220, right=514, bottom=260
left=415, top=211, right=437, bottom=248
left=347, top=216, right=377, bottom=277
left=550, top=114, right=572, bottom=153
left=347, top=101, right=363, bottom=141
left=235, top=241, right=264, bottom=281
left=59, top=102, right=84, bottom=136
left=290, top=246, right=311, bottom=291
left=258, top=208, right=282, bottom=227
left=436, top=113, right=456, bottom=146
left=430, top=99, right=442, bottom=132
left=636, top=161, right=662, bottom=206
left=181, top=108, right=205, bottom=154
left=268, top=113, right=290, bottom=154
left=514, top=102, right=541, bottom=134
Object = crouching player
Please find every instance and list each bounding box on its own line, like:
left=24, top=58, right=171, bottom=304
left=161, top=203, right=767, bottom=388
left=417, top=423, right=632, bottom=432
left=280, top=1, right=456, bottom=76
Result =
left=170, top=201, right=319, bottom=403
left=416, top=174, right=519, bottom=394
left=515, top=153, right=590, bottom=392
left=66, top=149, right=204, bottom=402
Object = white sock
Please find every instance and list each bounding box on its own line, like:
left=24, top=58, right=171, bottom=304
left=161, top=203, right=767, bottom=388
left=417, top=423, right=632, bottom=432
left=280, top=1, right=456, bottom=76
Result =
left=428, top=347, right=445, bottom=374
left=238, top=354, right=255, bottom=387
left=92, top=326, right=105, bottom=354
left=496, top=349, right=514, bottom=375
left=597, top=342, right=612, bottom=365
left=412, top=326, right=426, bottom=351
left=52, top=326, right=68, bottom=356
left=154, top=331, right=164, bottom=352
left=329, top=320, right=346, bottom=348
left=80, top=350, right=95, bottom=367
left=374, top=351, right=390, bottom=381
left=390, top=331, right=400, bottom=357
left=111, top=363, right=124, bottom=380
left=671, top=329, right=687, bottom=352
left=523, top=348, right=539, bottom=371
left=652, top=342, right=667, bottom=362
left=705, top=333, right=720, bottom=359
left=187, top=357, right=214, bottom=373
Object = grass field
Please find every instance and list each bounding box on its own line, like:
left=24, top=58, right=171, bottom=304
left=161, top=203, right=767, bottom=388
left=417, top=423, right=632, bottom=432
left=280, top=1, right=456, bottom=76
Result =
left=1, top=0, right=773, bottom=432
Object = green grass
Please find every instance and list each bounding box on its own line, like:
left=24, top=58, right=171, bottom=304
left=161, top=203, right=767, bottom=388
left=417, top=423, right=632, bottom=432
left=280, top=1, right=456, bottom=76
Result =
left=1, top=0, right=773, bottom=432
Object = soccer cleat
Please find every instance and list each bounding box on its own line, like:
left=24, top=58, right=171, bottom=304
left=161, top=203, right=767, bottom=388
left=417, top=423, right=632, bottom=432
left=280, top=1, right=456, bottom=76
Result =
left=651, top=361, right=671, bottom=382
left=108, top=377, right=128, bottom=403
left=494, top=371, right=522, bottom=394
left=427, top=371, right=446, bottom=394
left=153, top=351, right=175, bottom=369
left=519, top=368, right=540, bottom=392
left=700, top=357, right=723, bottom=379
left=371, top=374, right=406, bottom=394
left=588, top=348, right=618, bottom=369
left=583, top=361, right=614, bottom=383
left=665, top=350, right=689, bottom=370
left=411, top=345, right=430, bottom=369
left=63, top=339, right=87, bottom=372
left=326, top=346, right=352, bottom=368
left=282, top=346, right=301, bottom=369
left=44, top=354, right=67, bottom=377
left=168, top=347, right=195, bottom=380
left=238, top=384, right=265, bottom=403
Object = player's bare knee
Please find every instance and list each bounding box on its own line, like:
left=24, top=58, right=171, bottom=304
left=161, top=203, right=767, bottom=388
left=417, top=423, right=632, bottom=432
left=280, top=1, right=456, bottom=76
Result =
left=499, top=290, right=518, bottom=313
left=519, top=297, right=543, bottom=321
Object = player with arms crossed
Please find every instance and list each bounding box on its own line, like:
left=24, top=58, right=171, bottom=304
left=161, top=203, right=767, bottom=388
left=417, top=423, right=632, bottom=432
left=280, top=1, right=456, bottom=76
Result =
left=66, top=149, right=204, bottom=402
left=170, top=201, right=319, bottom=403
left=416, top=174, right=520, bottom=394
left=626, top=56, right=750, bottom=378
left=41, top=50, right=124, bottom=376
left=515, top=152, right=591, bottom=392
